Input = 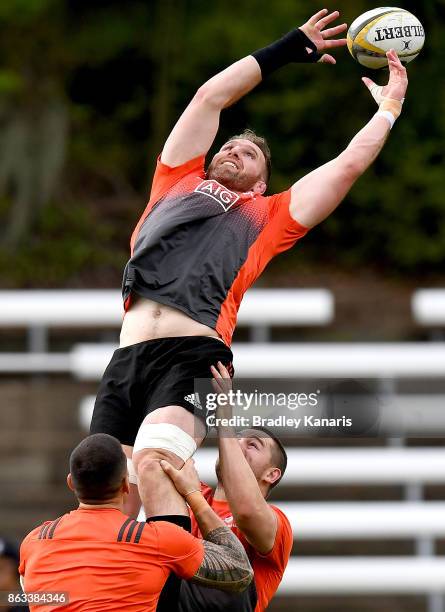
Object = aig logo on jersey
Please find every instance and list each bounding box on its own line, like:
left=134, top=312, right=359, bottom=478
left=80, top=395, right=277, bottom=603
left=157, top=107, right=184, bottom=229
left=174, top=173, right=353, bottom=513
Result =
left=195, top=180, right=240, bottom=211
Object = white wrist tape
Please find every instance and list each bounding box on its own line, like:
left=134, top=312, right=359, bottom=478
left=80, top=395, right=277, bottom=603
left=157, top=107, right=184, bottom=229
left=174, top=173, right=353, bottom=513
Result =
left=375, top=97, right=404, bottom=128
left=133, top=423, right=197, bottom=462
left=127, top=457, right=138, bottom=485
left=376, top=110, right=396, bottom=128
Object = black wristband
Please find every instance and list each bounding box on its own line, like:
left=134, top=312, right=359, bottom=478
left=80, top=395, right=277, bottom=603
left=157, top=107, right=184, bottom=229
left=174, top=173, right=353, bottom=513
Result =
left=252, top=28, right=320, bottom=77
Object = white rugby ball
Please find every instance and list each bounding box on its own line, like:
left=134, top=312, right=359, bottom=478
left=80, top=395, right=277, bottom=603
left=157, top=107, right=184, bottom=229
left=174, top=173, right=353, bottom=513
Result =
left=347, top=7, right=425, bottom=68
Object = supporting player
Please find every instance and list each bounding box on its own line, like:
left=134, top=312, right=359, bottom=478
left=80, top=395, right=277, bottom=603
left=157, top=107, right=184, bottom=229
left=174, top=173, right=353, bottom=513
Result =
left=90, top=6, right=407, bottom=526
left=19, top=434, right=253, bottom=612
left=163, top=362, right=292, bottom=612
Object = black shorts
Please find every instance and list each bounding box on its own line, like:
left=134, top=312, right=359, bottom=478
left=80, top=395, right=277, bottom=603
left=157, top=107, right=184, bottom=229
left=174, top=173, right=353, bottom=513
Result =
left=90, top=336, right=233, bottom=446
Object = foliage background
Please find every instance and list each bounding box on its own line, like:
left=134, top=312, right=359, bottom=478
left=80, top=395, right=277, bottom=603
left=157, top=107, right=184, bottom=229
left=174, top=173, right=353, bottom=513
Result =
left=0, top=0, right=443, bottom=290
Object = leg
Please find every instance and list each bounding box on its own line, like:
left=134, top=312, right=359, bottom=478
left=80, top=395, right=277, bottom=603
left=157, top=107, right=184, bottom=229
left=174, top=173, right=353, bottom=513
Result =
left=122, top=444, right=142, bottom=518
left=90, top=344, right=142, bottom=517
left=132, top=405, right=206, bottom=518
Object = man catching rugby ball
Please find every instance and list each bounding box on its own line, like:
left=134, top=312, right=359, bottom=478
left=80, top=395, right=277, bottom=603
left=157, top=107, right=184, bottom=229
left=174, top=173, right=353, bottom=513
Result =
left=90, top=9, right=408, bottom=528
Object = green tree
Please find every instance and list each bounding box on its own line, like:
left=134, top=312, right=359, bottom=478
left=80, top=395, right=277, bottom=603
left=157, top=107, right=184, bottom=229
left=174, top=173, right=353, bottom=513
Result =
left=0, top=0, right=443, bottom=283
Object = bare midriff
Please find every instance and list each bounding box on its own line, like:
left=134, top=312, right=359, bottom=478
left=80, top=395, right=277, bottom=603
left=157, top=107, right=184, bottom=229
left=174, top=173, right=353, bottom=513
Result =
left=119, top=294, right=222, bottom=347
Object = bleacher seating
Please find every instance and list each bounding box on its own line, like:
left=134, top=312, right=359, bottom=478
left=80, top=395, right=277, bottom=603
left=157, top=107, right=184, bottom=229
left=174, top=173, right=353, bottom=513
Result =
left=280, top=557, right=445, bottom=594
left=193, top=447, right=445, bottom=486
left=3, top=287, right=445, bottom=611
left=412, top=289, right=445, bottom=326
left=0, top=288, right=334, bottom=349
left=70, top=341, right=445, bottom=379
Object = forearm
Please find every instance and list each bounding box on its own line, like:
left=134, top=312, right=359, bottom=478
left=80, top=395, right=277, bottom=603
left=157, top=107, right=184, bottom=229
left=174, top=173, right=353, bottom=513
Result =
left=290, top=113, right=394, bottom=228
left=339, top=113, right=391, bottom=176
left=198, top=56, right=261, bottom=110
left=186, top=490, right=226, bottom=538
left=217, top=433, right=266, bottom=519
left=198, top=24, right=322, bottom=111
left=188, top=492, right=253, bottom=592
left=341, top=62, right=405, bottom=177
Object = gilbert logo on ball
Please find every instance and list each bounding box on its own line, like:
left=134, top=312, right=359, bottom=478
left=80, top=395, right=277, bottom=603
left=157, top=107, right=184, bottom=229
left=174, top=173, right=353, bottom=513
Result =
left=347, top=7, right=425, bottom=69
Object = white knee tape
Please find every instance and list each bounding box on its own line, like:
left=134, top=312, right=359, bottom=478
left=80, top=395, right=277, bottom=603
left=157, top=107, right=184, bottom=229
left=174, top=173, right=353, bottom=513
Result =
left=127, top=457, right=138, bottom=485
left=133, top=423, right=197, bottom=463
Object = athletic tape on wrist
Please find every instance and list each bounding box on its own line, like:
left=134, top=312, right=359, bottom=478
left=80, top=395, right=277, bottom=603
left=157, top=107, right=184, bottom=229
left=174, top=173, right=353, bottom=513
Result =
left=133, top=423, right=197, bottom=463
left=367, top=82, right=403, bottom=125
left=375, top=97, right=403, bottom=129
left=376, top=110, right=396, bottom=129
left=252, top=28, right=320, bottom=77
left=379, top=97, right=403, bottom=119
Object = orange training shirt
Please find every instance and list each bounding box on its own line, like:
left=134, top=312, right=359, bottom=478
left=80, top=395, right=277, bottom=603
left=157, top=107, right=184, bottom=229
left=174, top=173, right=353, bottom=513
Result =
left=190, top=484, right=292, bottom=611
left=19, top=508, right=204, bottom=612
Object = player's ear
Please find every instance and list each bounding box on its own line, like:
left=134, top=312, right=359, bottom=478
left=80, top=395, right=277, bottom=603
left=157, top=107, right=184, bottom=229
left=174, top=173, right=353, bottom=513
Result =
left=253, top=179, right=267, bottom=195
left=67, top=473, right=75, bottom=491
left=122, top=475, right=130, bottom=496
left=265, top=466, right=281, bottom=487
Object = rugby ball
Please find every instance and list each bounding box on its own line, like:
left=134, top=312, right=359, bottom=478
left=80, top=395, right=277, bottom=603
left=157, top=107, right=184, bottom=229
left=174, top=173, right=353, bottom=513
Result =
left=347, top=7, right=425, bottom=68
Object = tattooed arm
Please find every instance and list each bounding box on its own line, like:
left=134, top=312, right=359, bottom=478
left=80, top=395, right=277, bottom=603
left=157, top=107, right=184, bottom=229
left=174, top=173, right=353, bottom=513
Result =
left=161, top=459, right=253, bottom=592
left=188, top=492, right=253, bottom=592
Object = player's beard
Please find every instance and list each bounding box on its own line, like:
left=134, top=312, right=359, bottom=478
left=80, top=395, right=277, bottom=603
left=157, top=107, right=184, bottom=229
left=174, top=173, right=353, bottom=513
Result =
left=206, top=161, right=258, bottom=193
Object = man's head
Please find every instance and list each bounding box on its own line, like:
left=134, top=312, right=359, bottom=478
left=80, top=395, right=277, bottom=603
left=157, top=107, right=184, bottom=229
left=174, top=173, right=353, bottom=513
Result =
left=217, top=427, right=287, bottom=497
left=206, top=129, right=271, bottom=194
left=67, top=433, right=128, bottom=505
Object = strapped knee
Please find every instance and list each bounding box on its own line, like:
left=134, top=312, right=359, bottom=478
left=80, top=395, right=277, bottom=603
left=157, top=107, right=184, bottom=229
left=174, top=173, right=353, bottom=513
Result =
left=133, top=423, right=197, bottom=463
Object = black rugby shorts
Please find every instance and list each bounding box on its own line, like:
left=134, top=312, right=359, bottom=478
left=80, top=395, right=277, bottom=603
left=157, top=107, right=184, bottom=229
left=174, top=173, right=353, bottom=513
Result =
left=90, top=336, right=233, bottom=446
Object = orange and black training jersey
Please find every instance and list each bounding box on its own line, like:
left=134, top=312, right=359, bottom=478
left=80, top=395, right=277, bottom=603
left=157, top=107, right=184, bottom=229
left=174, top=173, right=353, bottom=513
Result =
left=122, top=155, right=308, bottom=346
left=180, top=483, right=293, bottom=612
left=19, top=508, right=204, bottom=612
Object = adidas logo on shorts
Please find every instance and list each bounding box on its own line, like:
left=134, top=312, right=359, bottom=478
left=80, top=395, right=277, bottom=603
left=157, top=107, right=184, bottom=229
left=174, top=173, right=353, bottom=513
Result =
left=184, top=393, right=203, bottom=410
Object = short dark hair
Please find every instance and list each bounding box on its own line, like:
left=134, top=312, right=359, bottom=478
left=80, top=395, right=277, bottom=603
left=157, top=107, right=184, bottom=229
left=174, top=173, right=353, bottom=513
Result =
left=227, top=128, right=272, bottom=183
left=69, top=434, right=127, bottom=504
left=246, top=427, right=287, bottom=490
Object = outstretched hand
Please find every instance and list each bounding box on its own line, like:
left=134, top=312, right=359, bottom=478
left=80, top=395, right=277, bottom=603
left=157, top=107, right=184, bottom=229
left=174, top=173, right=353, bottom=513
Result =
left=210, top=361, right=232, bottom=395
left=210, top=361, right=233, bottom=419
left=362, top=49, right=408, bottom=104
left=300, top=8, right=347, bottom=65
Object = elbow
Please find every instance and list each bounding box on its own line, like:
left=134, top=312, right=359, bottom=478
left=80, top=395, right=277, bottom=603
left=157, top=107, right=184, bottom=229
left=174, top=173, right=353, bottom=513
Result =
left=193, top=84, right=225, bottom=110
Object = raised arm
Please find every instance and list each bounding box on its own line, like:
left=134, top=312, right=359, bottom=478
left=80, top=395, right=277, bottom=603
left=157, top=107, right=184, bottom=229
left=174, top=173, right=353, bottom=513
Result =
left=161, top=57, right=261, bottom=168
left=161, top=9, right=346, bottom=167
left=210, top=363, right=279, bottom=554
left=160, top=459, right=253, bottom=593
left=290, top=49, right=408, bottom=228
